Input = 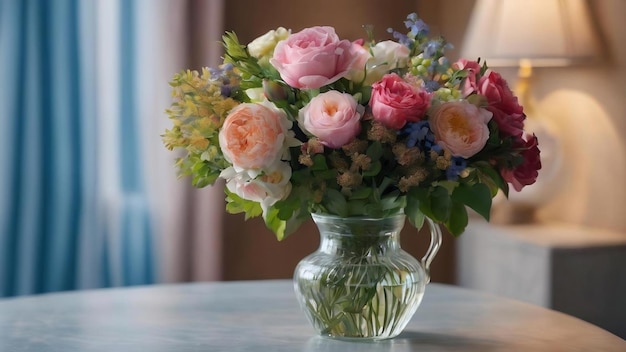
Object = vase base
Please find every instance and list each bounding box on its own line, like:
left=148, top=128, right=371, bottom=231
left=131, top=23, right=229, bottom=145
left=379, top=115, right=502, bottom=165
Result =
left=318, top=334, right=398, bottom=342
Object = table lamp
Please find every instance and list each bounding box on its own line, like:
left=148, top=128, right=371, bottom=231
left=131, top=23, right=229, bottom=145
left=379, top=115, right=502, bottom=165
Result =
left=461, top=0, right=602, bottom=215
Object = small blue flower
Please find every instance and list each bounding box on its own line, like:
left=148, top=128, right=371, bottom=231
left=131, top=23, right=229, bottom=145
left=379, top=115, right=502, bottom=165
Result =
left=208, top=67, right=222, bottom=79
left=423, top=80, right=440, bottom=92
left=220, top=85, right=232, bottom=97
left=209, top=63, right=235, bottom=80
left=446, top=157, right=467, bottom=181
left=423, top=40, right=440, bottom=58
left=431, top=144, right=443, bottom=154
left=403, top=121, right=436, bottom=150
left=404, top=13, right=429, bottom=37
left=387, top=28, right=413, bottom=47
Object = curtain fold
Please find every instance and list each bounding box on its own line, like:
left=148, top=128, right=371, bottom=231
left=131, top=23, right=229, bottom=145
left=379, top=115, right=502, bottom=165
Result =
left=0, top=0, right=88, bottom=296
left=0, top=0, right=171, bottom=297
left=0, top=0, right=227, bottom=297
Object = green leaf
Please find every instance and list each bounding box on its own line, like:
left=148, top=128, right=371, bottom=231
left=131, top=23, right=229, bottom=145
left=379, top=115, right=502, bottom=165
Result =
left=264, top=207, right=287, bottom=241
left=224, top=189, right=262, bottom=219
left=349, top=187, right=372, bottom=200
left=445, top=201, right=469, bottom=237
left=366, top=141, right=383, bottom=161
left=323, top=188, right=348, bottom=217
left=434, top=180, right=458, bottom=194
left=362, top=160, right=381, bottom=177
left=427, top=186, right=451, bottom=222
left=312, top=169, right=337, bottom=180
left=380, top=191, right=405, bottom=211
left=311, top=154, right=329, bottom=171
left=274, top=195, right=298, bottom=221
left=405, top=196, right=425, bottom=229
left=282, top=212, right=309, bottom=240
left=347, top=200, right=367, bottom=216
left=376, top=177, right=395, bottom=196
left=364, top=203, right=383, bottom=218
left=451, top=183, right=492, bottom=221
left=475, top=162, right=509, bottom=197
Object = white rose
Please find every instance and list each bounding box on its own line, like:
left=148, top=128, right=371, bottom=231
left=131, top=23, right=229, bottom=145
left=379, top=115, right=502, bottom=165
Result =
left=247, top=27, right=290, bottom=59
left=365, top=40, right=410, bottom=85
left=245, top=88, right=265, bottom=102
left=221, top=161, right=292, bottom=213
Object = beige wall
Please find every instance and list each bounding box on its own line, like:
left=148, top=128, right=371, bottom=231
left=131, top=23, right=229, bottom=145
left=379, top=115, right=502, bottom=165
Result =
left=225, top=0, right=420, bottom=42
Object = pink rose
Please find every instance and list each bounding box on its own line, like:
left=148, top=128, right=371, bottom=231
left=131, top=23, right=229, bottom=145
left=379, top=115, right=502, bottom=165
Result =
left=219, top=102, right=291, bottom=172
left=430, top=101, right=492, bottom=158
left=270, top=26, right=358, bottom=89
left=454, top=59, right=482, bottom=97
left=344, top=40, right=371, bottom=83
left=501, top=133, right=541, bottom=192
left=370, top=73, right=430, bottom=130
left=298, top=91, right=363, bottom=148
left=478, top=70, right=525, bottom=137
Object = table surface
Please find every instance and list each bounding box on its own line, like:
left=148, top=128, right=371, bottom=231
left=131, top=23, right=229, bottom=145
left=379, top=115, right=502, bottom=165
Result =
left=0, top=280, right=624, bottom=352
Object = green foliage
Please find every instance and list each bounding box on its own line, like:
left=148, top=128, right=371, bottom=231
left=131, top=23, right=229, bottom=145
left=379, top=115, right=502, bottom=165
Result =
left=225, top=189, right=263, bottom=220
left=162, top=12, right=532, bottom=242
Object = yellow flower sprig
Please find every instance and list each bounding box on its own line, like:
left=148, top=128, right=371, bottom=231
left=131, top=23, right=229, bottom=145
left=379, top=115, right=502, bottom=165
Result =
left=163, top=67, right=239, bottom=187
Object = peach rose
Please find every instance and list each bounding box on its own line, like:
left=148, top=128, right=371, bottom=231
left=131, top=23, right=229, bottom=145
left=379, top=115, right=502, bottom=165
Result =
left=219, top=102, right=292, bottom=173
left=430, top=101, right=492, bottom=158
left=298, top=91, right=363, bottom=148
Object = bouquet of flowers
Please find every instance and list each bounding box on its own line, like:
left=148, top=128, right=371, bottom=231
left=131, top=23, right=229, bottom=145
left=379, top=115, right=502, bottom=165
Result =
left=163, top=13, right=541, bottom=240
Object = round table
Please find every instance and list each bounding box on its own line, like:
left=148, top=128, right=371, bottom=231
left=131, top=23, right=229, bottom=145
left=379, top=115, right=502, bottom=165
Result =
left=0, top=280, right=623, bottom=351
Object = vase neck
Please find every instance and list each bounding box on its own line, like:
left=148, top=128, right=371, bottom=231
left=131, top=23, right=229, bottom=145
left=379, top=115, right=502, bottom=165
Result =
left=319, top=232, right=400, bottom=256
left=312, top=213, right=406, bottom=256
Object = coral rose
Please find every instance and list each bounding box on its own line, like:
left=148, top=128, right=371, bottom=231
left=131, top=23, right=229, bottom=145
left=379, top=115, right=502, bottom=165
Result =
left=298, top=91, right=363, bottom=148
left=370, top=73, right=430, bottom=130
left=270, top=26, right=358, bottom=89
left=430, top=101, right=492, bottom=158
left=219, top=102, right=292, bottom=174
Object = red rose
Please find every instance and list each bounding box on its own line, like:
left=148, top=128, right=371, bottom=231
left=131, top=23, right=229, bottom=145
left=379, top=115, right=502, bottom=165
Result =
left=488, top=107, right=525, bottom=138
left=501, top=133, right=542, bottom=192
left=369, top=73, right=430, bottom=129
left=478, top=70, right=525, bottom=137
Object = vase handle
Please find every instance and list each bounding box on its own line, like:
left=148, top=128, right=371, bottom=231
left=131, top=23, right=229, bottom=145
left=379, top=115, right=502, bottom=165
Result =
left=421, top=217, right=442, bottom=284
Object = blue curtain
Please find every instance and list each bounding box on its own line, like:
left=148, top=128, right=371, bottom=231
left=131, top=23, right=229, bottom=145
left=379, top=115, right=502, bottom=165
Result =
left=0, top=0, right=155, bottom=297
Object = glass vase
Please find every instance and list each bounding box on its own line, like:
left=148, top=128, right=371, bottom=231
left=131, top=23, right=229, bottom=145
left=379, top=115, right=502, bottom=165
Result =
left=293, top=213, right=442, bottom=340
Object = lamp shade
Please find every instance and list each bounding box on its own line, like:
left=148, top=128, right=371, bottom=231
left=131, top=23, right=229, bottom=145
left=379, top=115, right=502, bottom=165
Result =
left=461, top=0, right=600, bottom=67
